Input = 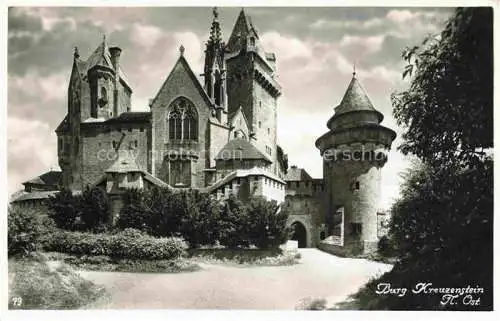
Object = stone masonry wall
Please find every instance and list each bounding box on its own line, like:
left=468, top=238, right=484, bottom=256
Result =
left=252, top=76, right=278, bottom=174
left=80, top=122, right=149, bottom=187
left=150, top=58, right=214, bottom=188
left=326, top=158, right=382, bottom=247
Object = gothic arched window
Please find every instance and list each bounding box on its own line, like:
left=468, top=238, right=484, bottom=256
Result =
left=101, top=86, right=108, bottom=102
left=167, top=97, right=198, bottom=141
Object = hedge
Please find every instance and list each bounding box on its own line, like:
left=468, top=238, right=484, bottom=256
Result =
left=43, top=228, right=188, bottom=260
left=8, top=206, right=56, bottom=257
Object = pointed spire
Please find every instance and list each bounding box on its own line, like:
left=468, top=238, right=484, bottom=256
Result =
left=209, top=6, right=222, bottom=44
left=73, top=46, right=80, bottom=59
left=179, top=44, right=185, bottom=56
left=353, top=63, right=356, bottom=77
left=226, top=7, right=255, bottom=53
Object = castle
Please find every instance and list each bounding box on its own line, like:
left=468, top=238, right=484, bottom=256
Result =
left=12, top=8, right=396, bottom=254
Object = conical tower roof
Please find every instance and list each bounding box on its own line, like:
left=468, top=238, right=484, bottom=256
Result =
left=327, top=73, right=384, bottom=129
left=316, top=74, right=396, bottom=153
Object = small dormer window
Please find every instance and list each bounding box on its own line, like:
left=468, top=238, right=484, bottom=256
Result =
left=250, top=37, right=255, bottom=46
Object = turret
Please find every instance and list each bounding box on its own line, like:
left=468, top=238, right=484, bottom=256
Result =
left=87, top=35, right=115, bottom=119
left=316, top=72, right=396, bottom=254
left=202, top=7, right=227, bottom=123
left=109, top=46, right=122, bottom=116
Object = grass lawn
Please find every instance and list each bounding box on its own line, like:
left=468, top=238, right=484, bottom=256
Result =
left=42, top=248, right=301, bottom=274
left=44, top=252, right=201, bottom=273
left=187, top=248, right=302, bottom=266
left=8, top=253, right=107, bottom=309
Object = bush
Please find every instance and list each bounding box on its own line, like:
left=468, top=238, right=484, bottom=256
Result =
left=116, top=189, right=152, bottom=233
left=117, top=187, right=185, bottom=237
left=246, top=197, right=290, bottom=249
left=296, top=297, right=328, bottom=310
left=80, top=186, right=110, bottom=231
left=8, top=206, right=55, bottom=257
left=179, top=190, right=220, bottom=248
left=377, top=235, right=394, bottom=257
left=47, top=188, right=81, bottom=231
left=218, top=195, right=251, bottom=248
left=117, top=189, right=291, bottom=250
left=43, top=229, right=188, bottom=260
left=47, top=186, right=110, bottom=232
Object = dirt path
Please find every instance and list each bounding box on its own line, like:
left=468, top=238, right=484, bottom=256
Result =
left=79, top=249, right=392, bottom=309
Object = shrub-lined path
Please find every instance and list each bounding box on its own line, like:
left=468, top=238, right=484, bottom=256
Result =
left=80, top=249, right=391, bottom=309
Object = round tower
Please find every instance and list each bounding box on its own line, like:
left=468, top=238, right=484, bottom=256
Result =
left=316, top=72, right=396, bottom=254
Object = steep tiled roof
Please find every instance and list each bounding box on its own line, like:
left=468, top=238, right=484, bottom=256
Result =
left=150, top=54, right=213, bottom=109
left=215, top=138, right=271, bottom=162
left=284, top=166, right=312, bottom=181
left=22, top=171, right=62, bottom=186
left=55, top=115, right=69, bottom=133
left=75, top=38, right=131, bottom=91
left=11, top=190, right=59, bottom=203
left=226, top=9, right=254, bottom=53
left=144, top=173, right=171, bottom=188
left=332, top=75, right=383, bottom=121
left=105, top=112, right=151, bottom=123
left=86, top=40, right=113, bottom=70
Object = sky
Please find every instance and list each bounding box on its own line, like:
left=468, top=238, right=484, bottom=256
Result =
left=7, top=6, right=454, bottom=209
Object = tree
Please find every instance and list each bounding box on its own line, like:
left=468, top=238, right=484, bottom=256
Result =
left=247, top=197, right=290, bottom=249
left=117, top=188, right=154, bottom=233
left=180, top=190, right=220, bottom=248
left=375, top=7, right=494, bottom=310
left=47, top=188, right=81, bottom=230
left=392, top=7, right=493, bottom=168
left=80, top=186, right=110, bottom=231
left=218, top=194, right=251, bottom=248
left=8, top=206, right=55, bottom=256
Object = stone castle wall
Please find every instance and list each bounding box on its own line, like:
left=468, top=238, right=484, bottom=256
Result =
left=79, top=122, right=149, bottom=188
left=324, top=145, right=387, bottom=249
left=150, top=59, right=224, bottom=188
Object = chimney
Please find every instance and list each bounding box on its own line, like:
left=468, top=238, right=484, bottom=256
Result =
left=109, top=46, right=122, bottom=117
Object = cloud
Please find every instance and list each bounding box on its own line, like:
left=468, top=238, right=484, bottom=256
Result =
left=131, top=23, right=163, bottom=48
left=8, top=7, right=443, bottom=209
left=8, top=117, right=58, bottom=195
left=9, top=72, right=68, bottom=101
left=260, top=32, right=313, bottom=60
left=309, top=17, right=384, bottom=31
left=340, top=35, right=385, bottom=54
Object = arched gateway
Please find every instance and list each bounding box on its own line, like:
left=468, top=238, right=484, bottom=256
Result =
left=290, top=221, right=307, bottom=248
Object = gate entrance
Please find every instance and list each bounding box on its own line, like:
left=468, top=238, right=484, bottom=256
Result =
left=290, top=221, right=307, bottom=248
